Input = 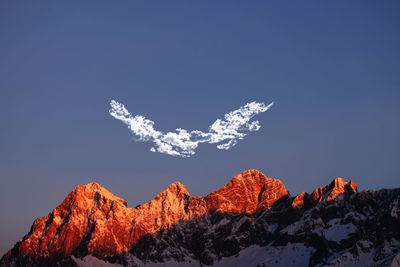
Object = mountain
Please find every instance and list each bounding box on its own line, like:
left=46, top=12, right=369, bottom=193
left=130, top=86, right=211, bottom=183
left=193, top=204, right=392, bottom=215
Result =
left=1, top=169, right=399, bottom=267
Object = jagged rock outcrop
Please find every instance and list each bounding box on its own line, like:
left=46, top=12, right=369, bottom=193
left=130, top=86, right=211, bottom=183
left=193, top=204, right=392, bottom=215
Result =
left=2, top=170, right=289, bottom=265
left=291, top=191, right=309, bottom=208
left=310, top=177, right=357, bottom=204
left=1, top=170, right=398, bottom=267
left=205, top=169, right=289, bottom=214
left=290, top=177, right=358, bottom=208
left=17, top=182, right=133, bottom=258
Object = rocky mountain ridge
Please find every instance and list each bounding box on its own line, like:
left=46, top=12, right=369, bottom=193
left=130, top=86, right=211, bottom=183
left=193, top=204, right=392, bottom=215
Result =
left=1, top=169, right=399, bottom=267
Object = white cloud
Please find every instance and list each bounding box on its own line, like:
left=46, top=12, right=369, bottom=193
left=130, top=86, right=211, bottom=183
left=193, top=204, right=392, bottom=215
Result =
left=109, top=100, right=273, bottom=157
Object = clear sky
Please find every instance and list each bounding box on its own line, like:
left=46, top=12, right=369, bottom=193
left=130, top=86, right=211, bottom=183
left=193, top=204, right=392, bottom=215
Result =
left=0, top=1, right=399, bottom=255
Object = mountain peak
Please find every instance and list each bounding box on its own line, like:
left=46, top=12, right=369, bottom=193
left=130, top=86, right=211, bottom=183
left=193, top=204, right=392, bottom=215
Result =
left=206, top=170, right=289, bottom=214
left=13, top=181, right=131, bottom=258
left=166, top=181, right=190, bottom=196
left=232, top=169, right=266, bottom=183
left=311, top=177, right=358, bottom=204
left=348, top=179, right=358, bottom=192
left=330, top=177, right=347, bottom=187
left=151, top=181, right=190, bottom=202
left=2, top=172, right=396, bottom=267
left=83, top=181, right=103, bottom=189
left=70, top=182, right=127, bottom=207
left=291, top=177, right=358, bottom=208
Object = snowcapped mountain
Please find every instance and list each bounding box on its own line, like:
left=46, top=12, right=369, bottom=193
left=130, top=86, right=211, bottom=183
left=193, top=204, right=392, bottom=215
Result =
left=1, top=170, right=399, bottom=267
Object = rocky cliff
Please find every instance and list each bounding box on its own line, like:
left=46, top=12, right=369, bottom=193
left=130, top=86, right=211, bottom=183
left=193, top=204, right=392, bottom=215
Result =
left=1, top=170, right=399, bottom=267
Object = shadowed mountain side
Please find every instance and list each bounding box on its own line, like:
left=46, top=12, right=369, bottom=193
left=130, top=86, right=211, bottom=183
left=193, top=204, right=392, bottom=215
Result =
left=127, top=187, right=400, bottom=266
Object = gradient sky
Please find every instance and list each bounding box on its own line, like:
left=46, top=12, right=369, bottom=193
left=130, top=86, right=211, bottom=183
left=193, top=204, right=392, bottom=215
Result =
left=1, top=1, right=400, bottom=255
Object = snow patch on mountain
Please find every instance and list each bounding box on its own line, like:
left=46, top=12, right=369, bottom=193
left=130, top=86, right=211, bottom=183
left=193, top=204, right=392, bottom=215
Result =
left=322, top=219, right=357, bottom=242
left=74, top=243, right=314, bottom=267
left=72, top=255, right=123, bottom=267
left=319, top=239, right=400, bottom=267
left=214, top=243, right=314, bottom=267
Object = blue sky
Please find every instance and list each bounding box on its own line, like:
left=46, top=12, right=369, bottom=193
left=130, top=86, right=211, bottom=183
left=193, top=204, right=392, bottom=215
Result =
left=0, top=1, right=399, bottom=254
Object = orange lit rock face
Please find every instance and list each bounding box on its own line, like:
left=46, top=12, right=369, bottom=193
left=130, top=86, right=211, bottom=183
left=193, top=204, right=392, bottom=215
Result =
left=206, top=170, right=289, bottom=214
left=257, top=178, right=290, bottom=211
left=9, top=170, right=357, bottom=261
left=132, top=182, right=195, bottom=235
left=15, top=181, right=200, bottom=259
left=291, top=178, right=358, bottom=208
left=18, top=183, right=134, bottom=258
left=291, top=192, right=309, bottom=208
left=310, top=177, right=358, bottom=204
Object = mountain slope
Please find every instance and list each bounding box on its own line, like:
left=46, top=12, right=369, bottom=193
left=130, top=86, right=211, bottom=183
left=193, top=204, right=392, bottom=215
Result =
left=1, top=170, right=399, bottom=267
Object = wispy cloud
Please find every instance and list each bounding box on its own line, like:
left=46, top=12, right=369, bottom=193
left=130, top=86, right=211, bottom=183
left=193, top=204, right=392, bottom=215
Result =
left=109, top=100, right=273, bottom=157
